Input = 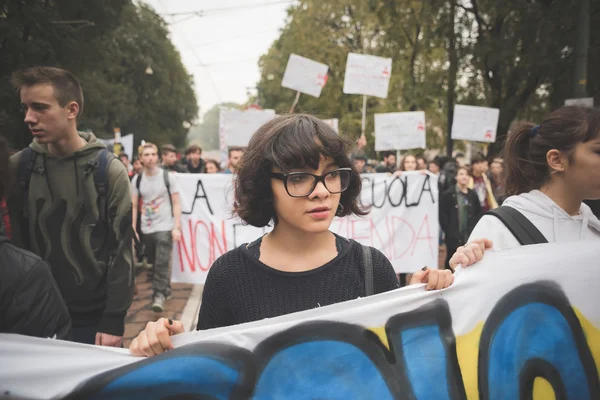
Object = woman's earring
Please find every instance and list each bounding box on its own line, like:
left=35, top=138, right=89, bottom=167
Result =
left=336, top=203, right=344, bottom=216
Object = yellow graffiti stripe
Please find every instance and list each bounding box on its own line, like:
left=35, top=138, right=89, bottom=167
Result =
left=574, top=308, right=600, bottom=378
left=366, top=307, right=599, bottom=400
left=368, top=327, right=390, bottom=350
left=455, top=321, right=484, bottom=400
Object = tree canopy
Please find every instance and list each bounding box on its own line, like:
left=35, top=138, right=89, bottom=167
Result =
left=0, top=1, right=198, bottom=150
left=256, top=0, right=600, bottom=157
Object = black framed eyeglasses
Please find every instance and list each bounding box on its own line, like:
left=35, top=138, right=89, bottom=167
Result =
left=271, top=168, right=352, bottom=198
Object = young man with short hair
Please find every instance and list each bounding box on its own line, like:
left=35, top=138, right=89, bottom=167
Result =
left=375, top=151, right=397, bottom=173
left=184, top=144, right=205, bottom=173
left=132, top=143, right=182, bottom=312
left=223, top=147, right=244, bottom=174
left=8, top=67, right=133, bottom=347
left=161, top=144, right=188, bottom=173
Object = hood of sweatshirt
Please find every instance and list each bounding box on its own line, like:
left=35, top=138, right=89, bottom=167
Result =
left=503, top=190, right=600, bottom=241
left=30, top=131, right=106, bottom=157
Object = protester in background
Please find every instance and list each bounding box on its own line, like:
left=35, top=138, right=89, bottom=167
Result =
left=119, top=152, right=133, bottom=175
left=132, top=157, right=143, bottom=178
left=489, top=158, right=507, bottom=205
left=440, top=166, right=483, bottom=269
left=416, top=156, right=427, bottom=170
left=8, top=67, right=132, bottom=346
left=450, top=106, right=600, bottom=269
left=223, top=147, right=244, bottom=174
left=132, top=142, right=182, bottom=312
left=468, top=154, right=498, bottom=213
left=352, top=153, right=368, bottom=173
left=428, top=159, right=441, bottom=175
left=400, top=154, right=417, bottom=171
left=184, top=144, right=205, bottom=173
left=375, top=151, right=396, bottom=173
left=0, top=137, right=10, bottom=238
left=161, top=144, right=188, bottom=173
left=0, top=135, right=72, bottom=340
left=204, top=159, right=221, bottom=174
left=130, top=114, right=461, bottom=357
left=438, top=157, right=458, bottom=193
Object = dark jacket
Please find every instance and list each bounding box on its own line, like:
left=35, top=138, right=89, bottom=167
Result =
left=184, top=158, right=205, bottom=174
left=8, top=132, right=133, bottom=336
left=439, top=186, right=483, bottom=247
left=163, top=161, right=188, bottom=173
left=0, top=236, right=72, bottom=339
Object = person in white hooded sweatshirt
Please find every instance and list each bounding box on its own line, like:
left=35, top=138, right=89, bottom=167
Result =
left=449, top=106, right=600, bottom=268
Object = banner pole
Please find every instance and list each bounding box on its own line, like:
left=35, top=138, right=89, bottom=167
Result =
left=289, top=91, right=301, bottom=113
left=361, top=95, right=367, bottom=137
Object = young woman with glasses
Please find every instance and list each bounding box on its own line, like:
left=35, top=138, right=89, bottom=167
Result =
left=130, top=114, right=463, bottom=357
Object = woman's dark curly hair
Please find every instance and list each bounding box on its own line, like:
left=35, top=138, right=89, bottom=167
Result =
left=234, top=114, right=368, bottom=227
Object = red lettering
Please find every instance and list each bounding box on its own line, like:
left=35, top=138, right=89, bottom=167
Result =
left=391, top=217, right=415, bottom=259
left=351, top=219, right=372, bottom=243
left=411, top=214, right=434, bottom=257
left=178, top=219, right=197, bottom=272
left=194, top=220, right=211, bottom=272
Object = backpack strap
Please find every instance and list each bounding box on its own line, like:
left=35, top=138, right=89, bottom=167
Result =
left=15, top=148, right=37, bottom=249
left=90, top=148, right=114, bottom=223
left=163, top=169, right=174, bottom=217
left=362, top=244, right=374, bottom=296
left=486, top=206, right=548, bottom=245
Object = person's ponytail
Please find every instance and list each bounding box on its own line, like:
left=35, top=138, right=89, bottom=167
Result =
left=502, top=106, right=600, bottom=196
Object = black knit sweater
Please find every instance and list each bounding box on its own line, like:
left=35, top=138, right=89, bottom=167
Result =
left=196, top=235, right=400, bottom=330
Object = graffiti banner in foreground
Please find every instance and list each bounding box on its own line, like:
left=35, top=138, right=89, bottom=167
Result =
left=172, top=171, right=439, bottom=284
left=1, top=241, right=599, bottom=399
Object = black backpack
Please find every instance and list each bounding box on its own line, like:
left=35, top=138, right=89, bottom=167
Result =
left=16, top=147, right=114, bottom=248
left=486, top=206, right=548, bottom=245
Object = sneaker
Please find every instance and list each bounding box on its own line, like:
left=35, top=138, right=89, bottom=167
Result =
left=152, top=294, right=166, bottom=313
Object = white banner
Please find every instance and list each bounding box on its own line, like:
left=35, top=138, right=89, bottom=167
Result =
left=98, top=133, right=134, bottom=158
left=343, top=53, right=392, bottom=99
left=219, top=109, right=276, bottom=148
left=375, top=112, right=426, bottom=151
left=171, top=172, right=438, bottom=284
left=2, top=240, right=599, bottom=399
left=322, top=118, right=339, bottom=133
left=281, top=54, right=329, bottom=98
left=450, top=105, right=500, bottom=143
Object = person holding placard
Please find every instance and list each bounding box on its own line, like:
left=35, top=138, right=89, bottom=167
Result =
left=375, top=151, right=397, bottom=173
left=129, top=114, right=490, bottom=357
left=449, top=106, right=600, bottom=269
left=468, top=154, right=498, bottom=213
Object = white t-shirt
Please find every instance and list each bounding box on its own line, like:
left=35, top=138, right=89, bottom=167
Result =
left=132, top=169, right=180, bottom=234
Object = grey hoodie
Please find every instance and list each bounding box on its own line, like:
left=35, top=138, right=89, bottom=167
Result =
left=8, top=132, right=133, bottom=336
left=469, top=190, right=600, bottom=250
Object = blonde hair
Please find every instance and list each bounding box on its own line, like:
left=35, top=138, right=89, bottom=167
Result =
left=139, top=142, right=158, bottom=155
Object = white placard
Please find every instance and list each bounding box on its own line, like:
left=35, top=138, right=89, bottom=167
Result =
left=343, top=53, right=392, bottom=99
left=219, top=108, right=276, bottom=148
left=170, top=172, right=438, bottom=283
left=281, top=54, right=329, bottom=98
left=2, top=240, right=599, bottom=399
left=322, top=118, right=339, bottom=133
left=565, top=98, right=594, bottom=108
left=451, top=105, right=499, bottom=143
left=98, top=133, right=134, bottom=158
left=374, top=112, right=426, bottom=151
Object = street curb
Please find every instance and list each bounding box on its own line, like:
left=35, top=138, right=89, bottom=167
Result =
left=180, top=284, right=202, bottom=331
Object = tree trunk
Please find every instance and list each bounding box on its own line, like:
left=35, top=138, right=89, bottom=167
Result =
left=446, top=0, right=457, bottom=157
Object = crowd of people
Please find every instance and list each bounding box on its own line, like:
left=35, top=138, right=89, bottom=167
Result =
left=1, top=67, right=599, bottom=365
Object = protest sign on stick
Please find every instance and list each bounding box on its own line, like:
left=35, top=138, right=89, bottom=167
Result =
left=375, top=112, right=426, bottom=151
left=219, top=108, right=276, bottom=148
left=282, top=54, right=329, bottom=99
left=322, top=118, right=339, bottom=133
left=450, top=105, right=500, bottom=143
left=343, top=52, right=392, bottom=137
